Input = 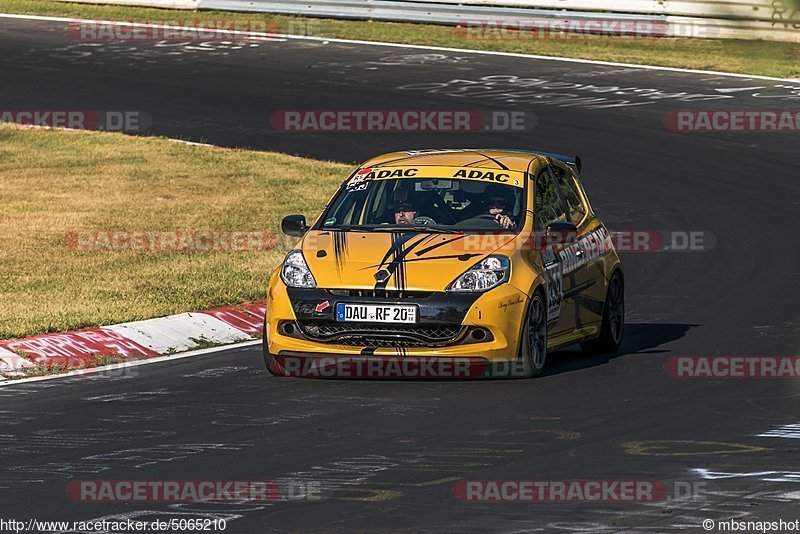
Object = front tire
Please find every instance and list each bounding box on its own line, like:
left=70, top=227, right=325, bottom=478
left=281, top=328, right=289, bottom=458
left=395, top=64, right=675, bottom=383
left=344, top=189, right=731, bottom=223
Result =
left=262, top=321, right=282, bottom=376
left=518, top=292, right=548, bottom=378
left=581, top=271, right=624, bottom=354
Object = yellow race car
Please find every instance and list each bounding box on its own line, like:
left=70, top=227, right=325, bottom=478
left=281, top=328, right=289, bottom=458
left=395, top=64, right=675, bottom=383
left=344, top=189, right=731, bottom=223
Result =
left=264, top=149, right=623, bottom=378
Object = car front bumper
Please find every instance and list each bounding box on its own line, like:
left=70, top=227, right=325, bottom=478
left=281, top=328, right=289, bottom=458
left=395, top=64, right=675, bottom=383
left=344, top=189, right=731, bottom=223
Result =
left=265, top=281, right=530, bottom=363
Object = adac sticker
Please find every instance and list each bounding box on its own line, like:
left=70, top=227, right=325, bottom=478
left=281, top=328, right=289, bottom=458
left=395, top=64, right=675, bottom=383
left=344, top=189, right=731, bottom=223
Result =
left=453, top=169, right=509, bottom=183
left=355, top=168, right=418, bottom=180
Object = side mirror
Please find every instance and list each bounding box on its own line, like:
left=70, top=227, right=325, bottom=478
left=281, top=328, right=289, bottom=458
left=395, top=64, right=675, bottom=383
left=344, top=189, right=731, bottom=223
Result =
left=281, top=214, right=308, bottom=237
left=545, top=220, right=578, bottom=249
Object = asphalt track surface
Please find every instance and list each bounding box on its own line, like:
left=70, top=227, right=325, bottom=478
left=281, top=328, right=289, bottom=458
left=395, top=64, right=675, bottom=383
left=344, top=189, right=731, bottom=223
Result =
left=2, top=16, right=800, bottom=533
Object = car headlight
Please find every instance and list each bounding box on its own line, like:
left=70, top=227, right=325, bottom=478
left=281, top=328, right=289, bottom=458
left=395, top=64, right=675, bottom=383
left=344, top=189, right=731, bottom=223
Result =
left=281, top=250, right=316, bottom=288
left=447, top=255, right=510, bottom=292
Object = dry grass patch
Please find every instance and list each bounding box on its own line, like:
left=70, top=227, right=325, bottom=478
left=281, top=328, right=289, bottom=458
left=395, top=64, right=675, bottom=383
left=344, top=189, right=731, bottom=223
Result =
left=0, top=125, right=348, bottom=338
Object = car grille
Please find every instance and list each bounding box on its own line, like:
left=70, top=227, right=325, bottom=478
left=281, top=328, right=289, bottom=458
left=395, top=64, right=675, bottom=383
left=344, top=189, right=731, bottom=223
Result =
left=296, top=321, right=463, bottom=347
left=326, top=289, right=433, bottom=299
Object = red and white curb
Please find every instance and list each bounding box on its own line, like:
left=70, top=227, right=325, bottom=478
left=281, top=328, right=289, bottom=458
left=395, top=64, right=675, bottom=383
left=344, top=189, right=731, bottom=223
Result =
left=0, top=301, right=265, bottom=381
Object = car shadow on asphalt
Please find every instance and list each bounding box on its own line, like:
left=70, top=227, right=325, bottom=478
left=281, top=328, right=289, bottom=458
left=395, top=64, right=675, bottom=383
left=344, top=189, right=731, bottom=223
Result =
left=544, top=323, right=698, bottom=377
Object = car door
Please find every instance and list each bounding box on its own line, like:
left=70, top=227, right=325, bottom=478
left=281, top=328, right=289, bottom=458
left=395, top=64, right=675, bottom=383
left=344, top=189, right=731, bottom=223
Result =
left=533, top=167, right=575, bottom=335
left=548, top=163, right=604, bottom=330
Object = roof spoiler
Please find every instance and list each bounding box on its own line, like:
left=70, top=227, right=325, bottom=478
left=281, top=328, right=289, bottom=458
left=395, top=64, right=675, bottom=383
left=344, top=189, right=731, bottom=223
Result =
left=464, top=148, right=583, bottom=174
left=538, top=152, right=582, bottom=174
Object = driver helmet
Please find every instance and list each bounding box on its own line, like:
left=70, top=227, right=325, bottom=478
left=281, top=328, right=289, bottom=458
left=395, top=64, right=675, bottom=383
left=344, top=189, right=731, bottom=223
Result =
left=484, top=184, right=514, bottom=213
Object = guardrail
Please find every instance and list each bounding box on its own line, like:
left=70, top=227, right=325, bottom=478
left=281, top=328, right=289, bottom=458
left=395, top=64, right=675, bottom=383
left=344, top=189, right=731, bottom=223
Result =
left=55, top=0, right=800, bottom=41
left=202, top=0, right=800, bottom=41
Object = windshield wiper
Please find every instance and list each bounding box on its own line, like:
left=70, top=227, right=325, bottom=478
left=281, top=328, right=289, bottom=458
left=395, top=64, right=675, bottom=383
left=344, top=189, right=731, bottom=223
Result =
left=372, top=226, right=462, bottom=234
left=321, top=225, right=372, bottom=232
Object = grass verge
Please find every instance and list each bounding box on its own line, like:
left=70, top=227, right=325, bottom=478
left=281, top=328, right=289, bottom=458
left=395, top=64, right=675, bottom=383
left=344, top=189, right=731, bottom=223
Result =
left=0, top=0, right=798, bottom=78
left=0, top=124, right=348, bottom=339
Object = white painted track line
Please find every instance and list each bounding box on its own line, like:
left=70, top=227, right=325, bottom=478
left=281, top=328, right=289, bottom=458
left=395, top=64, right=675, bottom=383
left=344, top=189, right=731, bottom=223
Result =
left=0, top=12, right=797, bottom=82
left=0, top=339, right=261, bottom=386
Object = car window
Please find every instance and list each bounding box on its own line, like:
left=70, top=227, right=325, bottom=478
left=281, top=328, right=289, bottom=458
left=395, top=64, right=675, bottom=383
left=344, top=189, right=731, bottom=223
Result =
left=319, top=175, right=525, bottom=232
left=324, top=185, right=369, bottom=226
left=534, top=169, right=566, bottom=231
left=550, top=165, right=587, bottom=226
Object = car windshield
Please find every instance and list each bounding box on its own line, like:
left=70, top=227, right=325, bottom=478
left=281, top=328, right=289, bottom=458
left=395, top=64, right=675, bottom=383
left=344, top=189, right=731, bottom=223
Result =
left=318, top=169, right=525, bottom=232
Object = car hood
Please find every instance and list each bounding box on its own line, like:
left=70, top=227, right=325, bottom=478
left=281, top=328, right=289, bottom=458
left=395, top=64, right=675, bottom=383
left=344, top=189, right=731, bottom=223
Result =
left=301, top=230, right=516, bottom=291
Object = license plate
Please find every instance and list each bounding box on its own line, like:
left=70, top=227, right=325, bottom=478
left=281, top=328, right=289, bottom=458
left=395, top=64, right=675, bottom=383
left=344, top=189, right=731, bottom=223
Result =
left=336, top=303, right=417, bottom=323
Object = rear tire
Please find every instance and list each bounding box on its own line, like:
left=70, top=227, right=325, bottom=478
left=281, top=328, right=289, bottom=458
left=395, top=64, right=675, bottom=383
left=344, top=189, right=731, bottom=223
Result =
left=518, top=292, right=548, bottom=378
left=581, top=271, right=624, bottom=354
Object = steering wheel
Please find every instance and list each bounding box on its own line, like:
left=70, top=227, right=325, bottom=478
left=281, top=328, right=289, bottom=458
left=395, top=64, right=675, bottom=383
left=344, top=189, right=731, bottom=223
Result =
left=477, top=213, right=506, bottom=227
left=454, top=213, right=504, bottom=229
left=412, top=216, right=437, bottom=226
